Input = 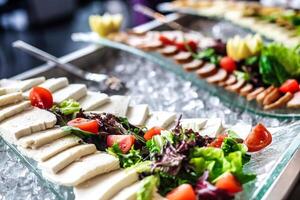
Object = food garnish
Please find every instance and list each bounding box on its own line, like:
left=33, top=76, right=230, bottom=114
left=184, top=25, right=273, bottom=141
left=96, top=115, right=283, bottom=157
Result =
left=29, top=86, right=53, bottom=109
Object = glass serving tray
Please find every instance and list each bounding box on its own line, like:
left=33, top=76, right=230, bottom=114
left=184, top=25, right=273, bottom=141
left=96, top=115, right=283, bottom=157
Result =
left=1, top=44, right=299, bottom=200
left=72, top=33, right=300, bottom=119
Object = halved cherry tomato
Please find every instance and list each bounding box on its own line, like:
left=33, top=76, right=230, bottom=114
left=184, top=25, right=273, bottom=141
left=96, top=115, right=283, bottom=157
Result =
left=215, top=172, right=243, bottom=194
left=176, top=40, right=197, bottom=52
left=29, top=87, right=53, bottom=109
left=245, top=123, right=272, bottom=152
left=208, top=134, right=228, bottom=148
left=107, top=135, right=135, bottom=153
left=166, top=184, right=196, bottom=200
left=159, top=35, right=175, bottom=45
left=67, top=118, right=99, bottom=134
left=144, top=127, right=163, bottom=141
left=279, top=79, right=299, bottom=94
left=220, top=56, right=237, bottom=73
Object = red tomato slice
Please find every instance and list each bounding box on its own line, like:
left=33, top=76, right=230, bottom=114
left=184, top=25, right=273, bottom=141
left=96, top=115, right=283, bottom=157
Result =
left=159, top=35, right=175, bottom=45
left=245, top=123, right=272, bottom=152
left=208, top=134, right=228, bottom=148
left=166, top=184, right=196, bottom=200
left=215, top=172, right=243, bottom=194
left=220, top=56, right=237, bottom=73
left=67, top=118, right=99, bottom=134
left=144, top=127, right=163, bottom=141
left=29, top=87, right=53, bottom=109
left=107, top=135, right=135, bottom=153
left=176, top=40, right=197, bottom=52
left=279, top=79, right=299, bottom=94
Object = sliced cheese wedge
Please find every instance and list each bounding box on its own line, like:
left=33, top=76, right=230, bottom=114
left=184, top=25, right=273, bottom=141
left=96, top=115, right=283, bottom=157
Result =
left=126, top=104, right=149, bottom=126
left=18, top=128, right=69, bottom=149
left=181, top=118, right=207, bottom=132
left=74, top=169, right=138, bottom=200
left=145, top=111, right=176, bottom=129
left=79, top=91, right=109, bottom=111
left=200, top=118, right=224, bottom=137
left=53, top=84, right=87, bottom=104
left=18, top=77, right=46, bottom=91
left=111, top=181, right=143, bottom=200
left=0, top=92, right=23, bottom=107
left=0, top=101, right=31, bottom=122
left=39, top=144, right=97, bottom=173
left=20, top=135, right=83, bottom=161
left=43, top=152, right=120, bottom=186
left=0, top=107, right=57, bottom=140
left=93, top=95, right=130, bottom=117
left=23, top=77, right=69, bottom=99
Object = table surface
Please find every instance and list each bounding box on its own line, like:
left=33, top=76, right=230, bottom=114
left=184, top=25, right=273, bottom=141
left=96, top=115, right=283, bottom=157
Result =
left=0, top=1, right=299, bottom=199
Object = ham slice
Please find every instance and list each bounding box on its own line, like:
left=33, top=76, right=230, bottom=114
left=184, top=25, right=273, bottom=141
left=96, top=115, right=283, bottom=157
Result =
left=287, top=91, right=300, bottom=108
left=182, top=60, right=204, bottom=71
left=246, top=87, right=265, bottom=101
left=239, top=83, right=253, bottom=96
left=206, top=68, right=228, bottom=84
left=225, top=79, right=245, bottom=93
left=196, top=63, right=217, bottom=78
left=173, top=52, right=193, bottom=64
left=158, top=45, right=178, bottom=56
left=264, top=92, right=293, bottom=110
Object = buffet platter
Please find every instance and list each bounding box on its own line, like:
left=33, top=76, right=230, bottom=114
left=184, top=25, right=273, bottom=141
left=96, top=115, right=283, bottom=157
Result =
left=0, top=13, right=299, bottom=200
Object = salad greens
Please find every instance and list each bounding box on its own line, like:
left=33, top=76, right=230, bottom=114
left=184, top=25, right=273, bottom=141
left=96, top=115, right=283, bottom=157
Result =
left=137, top=176, right=159, bottom=200
left=51, top=99, right=81, bottom=126
left=193, top=48, right=220, bottom=65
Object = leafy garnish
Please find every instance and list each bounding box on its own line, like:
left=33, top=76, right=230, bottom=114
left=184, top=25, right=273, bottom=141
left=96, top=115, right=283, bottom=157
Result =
left=137, top=175, right=159, bottom=200
left=193, top=48, right=220, bottom=65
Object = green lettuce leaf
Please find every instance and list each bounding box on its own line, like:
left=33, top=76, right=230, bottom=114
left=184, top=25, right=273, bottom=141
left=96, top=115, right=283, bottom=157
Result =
left=137, top=175, right=159, bottom=200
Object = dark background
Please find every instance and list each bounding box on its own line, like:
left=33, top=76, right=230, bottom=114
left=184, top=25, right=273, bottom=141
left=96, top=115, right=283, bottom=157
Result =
left=0, top=0, right=299, bottom=199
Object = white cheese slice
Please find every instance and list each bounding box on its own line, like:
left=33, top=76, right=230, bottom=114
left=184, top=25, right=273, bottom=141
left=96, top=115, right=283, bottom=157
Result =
left=0, top=88, right=5, bottom=96
left=79, top=91, right=109, bottom=111
left=18, top=128, right=69, bottom=149
left=145, top=111, right=177, bottom=129
left=126, top=104, right=149, bottom=126
left=228, top=123, right=252, bottom=140
left=181, top=118, right=207, bottom=132
left=0, top=101, right=31, bottom=122
left=0, top=107, right=57, bottom=140
left=23, top=77, right=69, bottom=99
left=111, top=181, right=143, bottom=200
left=74, top=169, right=138, bottom=200
left=93, top=95, right=130, bottom=117
left=18, top=77, right=46, bottom=91
left=200, top=118, right=224, bottom=137
left=0, top=92, right=23, bottom=107
left=39, top=144, right=97, bottom=173
left=53, top=84, right=87, bottom=103
left=19, top=135, right=82, bottom=161
left=43, top=152, right=120, bottom=186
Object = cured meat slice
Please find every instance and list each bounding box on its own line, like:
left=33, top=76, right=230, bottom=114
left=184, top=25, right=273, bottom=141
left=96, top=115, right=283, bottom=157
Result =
left=225, top=79, right=245, bottom=93
left=246, top=87, right=265, bottom=101
left=182, top=60, right=204, bottom=71
left=287, top=91, right=300, bottom=108
left=239, top=83, right=253, bottom=96
left=206, top=68, right=228, bottom=84
left=264, top=92, right=293, bottom=110
left=196, top=63, right=217, bottom=78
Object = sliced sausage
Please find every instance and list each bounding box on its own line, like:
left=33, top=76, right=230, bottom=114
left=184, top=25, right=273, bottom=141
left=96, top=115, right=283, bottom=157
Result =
left=262, top=88, right=281, bottom=106
left=182, top=60, right=205, bottom=72
left=264, top=92, right=293, bottom=110
left=225, top=74, right=237, bottom=86
left=256, top=85, right=275, bottom=104
left=196, top=63, right=217, bottom=78
left=239, top=83, right=254, bottom=96
left=206, top=68, right=228, bottom=84
left=158, top=45, right=178, bottom=56
left=140, top=40, right=163, bottom=50
left=247, top=87, right=265, bottom=101
left=225, top=79, right=246, bottom=93
left=287, top=91, right=300, bottom=108
left=173, top=52, right=193, bottom=64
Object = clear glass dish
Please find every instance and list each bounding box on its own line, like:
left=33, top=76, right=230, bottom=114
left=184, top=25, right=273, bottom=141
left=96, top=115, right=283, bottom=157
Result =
left=1, top=44, right=299, bottom=200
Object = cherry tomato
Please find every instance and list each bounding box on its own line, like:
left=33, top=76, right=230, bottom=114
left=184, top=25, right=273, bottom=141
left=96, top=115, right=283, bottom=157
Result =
left=245, top=123, right=272, bottom=152
left=144, top=127, right=163, bottom=141
left=220, top=57, right=237, bottom=73
left=107, top=135, right=135, bottom=153
left=176, top=40, right=197, bottom=52
left=279, top=79, right=299, bottom=94
left=67, top=118, right=99, bottom=134
left=29, top=86, right=53, bottom=109
left=159, top=35, right=175, bottom=45
left=208, top=134, right=228, bottom=148
left=166, top=184, right=196, bottom=200
left=215, top=172, right=243, bottom=194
